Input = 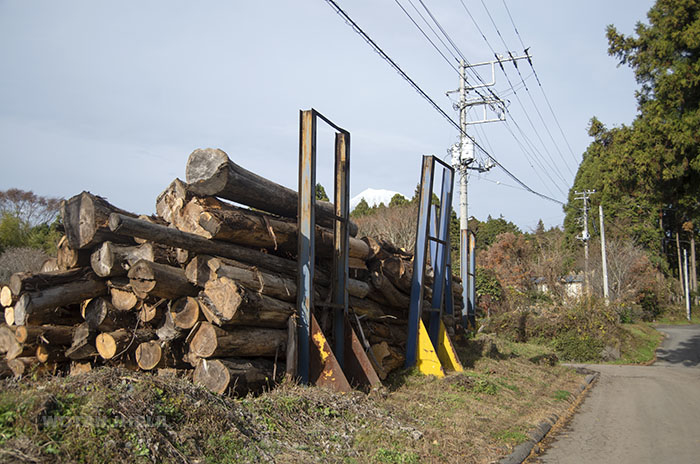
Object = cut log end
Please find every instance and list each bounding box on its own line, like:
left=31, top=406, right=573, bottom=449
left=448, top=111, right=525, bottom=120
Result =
left=170, top=296, right=200, bottom=329
left=135, top=340, right=162, bottom=370
left=193, top=358, right=230, bottom=394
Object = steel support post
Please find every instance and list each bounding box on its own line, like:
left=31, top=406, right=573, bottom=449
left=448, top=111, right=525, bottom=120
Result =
left=333, top=131, right=350, bottom=369
left=406, top=156, right=434, bottom=368
left=297, top=110, right=316, bottom=383
left=428, top=168, right=454, bottom=345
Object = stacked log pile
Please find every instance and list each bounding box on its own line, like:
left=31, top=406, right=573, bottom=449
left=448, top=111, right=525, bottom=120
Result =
left=0, top=148, right=462, bottom=393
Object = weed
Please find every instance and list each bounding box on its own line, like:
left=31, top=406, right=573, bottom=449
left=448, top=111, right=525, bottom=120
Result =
left=374, top=447, right=420, bottom=464
left=492, top=427, right=528, bottom=445
left=473, top=378, right=499, bottom=395
left=553, top=390, right=571, bottom=401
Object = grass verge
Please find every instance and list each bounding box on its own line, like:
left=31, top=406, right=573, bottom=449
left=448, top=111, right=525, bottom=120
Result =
left=0, top=336, right=583, bottom=464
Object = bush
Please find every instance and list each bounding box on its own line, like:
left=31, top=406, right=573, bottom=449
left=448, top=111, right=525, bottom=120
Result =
left=0, top=247, right=48, bottom=284
left=552, top=330, right=604, bottom=362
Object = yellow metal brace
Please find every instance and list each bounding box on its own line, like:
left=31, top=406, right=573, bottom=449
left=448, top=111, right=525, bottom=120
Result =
left=437, top=320, right=463, bottom=372
left=416, top=319, right=445, bottom=377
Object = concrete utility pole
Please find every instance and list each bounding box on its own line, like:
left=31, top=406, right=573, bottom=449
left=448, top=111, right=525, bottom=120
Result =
left=448, top=53, right=529, bottom=327
left=684, top=249, right=691, bottom=321
left=575, top=190, right=595, bottom=296
left=599, top=204, right=609, bottom=304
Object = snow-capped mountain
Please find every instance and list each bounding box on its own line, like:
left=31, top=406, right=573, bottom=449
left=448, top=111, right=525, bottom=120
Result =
left=350, top=188, right=407, bottom=210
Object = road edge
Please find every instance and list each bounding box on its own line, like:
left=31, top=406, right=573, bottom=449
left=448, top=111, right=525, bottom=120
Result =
left=498, top=371, right=599, bottom=464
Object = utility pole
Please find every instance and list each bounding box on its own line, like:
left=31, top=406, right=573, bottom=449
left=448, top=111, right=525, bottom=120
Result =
left=448, top=53, right=529, bottom=328
left=599, top=204, right=609, bottom=304
left=684, top=248, right=691, bottom=321
left=575, top=190, right=595, bottom=296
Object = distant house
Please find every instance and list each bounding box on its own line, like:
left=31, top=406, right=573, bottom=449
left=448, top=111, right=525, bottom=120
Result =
left=561, top=274, right=584, bottom=300
left=532, top=274, right=584, bottom=300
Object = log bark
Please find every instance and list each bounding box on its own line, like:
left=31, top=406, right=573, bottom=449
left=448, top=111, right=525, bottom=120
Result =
left=57, top=235, right=92, bottom=270
left=14, top=278, right=107, bottom=326
left=185, top=148, right=359, bottom=236
left=109, top=214, right=299, bottom=276
left=91, top=241, right=172, bottom=278
left=191, top=197, right=369, bottom=259
left=61, top=191, right=136, bottom=249
left=155, top=310, right=184, bottom=341
left=15, top=324, right=74, bottom=345
left=7, top=357, right=38, bottom=377
left=96, top=328, right=155, bottom=360
left=188, top=321, right=286, bottom=358
left=349, top=296, right=406, bottom=323
left=369, top=269, right=410, bottom=309
left=193, top=358, right=279, bottom=395
left=196, top=278, right=294, bottom=328
left=9, top=267, right=92, bottom=296
left=65, top=322, right=97, bottom=360
left=127, top=260, right=198, bottom=300
left=81, top=297, right=135, bottom=332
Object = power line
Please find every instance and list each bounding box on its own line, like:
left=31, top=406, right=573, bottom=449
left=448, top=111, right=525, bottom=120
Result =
left=502, top=0, right=580, bottom=166
left=322, top=0, right=565, bottom=206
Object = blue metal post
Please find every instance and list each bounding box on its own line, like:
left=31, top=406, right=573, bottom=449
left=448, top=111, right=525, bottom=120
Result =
left=428, top=168, right=454, bottom=345
left=405, top=156, right=434, bottom=368
left=297, top=110, right=316, bottom=383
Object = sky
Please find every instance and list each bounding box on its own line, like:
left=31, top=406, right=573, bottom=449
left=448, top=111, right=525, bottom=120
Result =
left=0, top=0, right=656, bottom=232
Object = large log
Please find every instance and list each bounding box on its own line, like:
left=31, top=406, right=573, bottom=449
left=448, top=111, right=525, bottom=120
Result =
left=81, top=297, right=135, bottom=332
left=60, top=191, right=136, bottom=249
left=107, top=278, right=139, bottom=311
left=197, top=277, right=294, bottom=328
left=65, top=322, right=98, bottom=360
left=96, top=328, right=155, bottom=360
left=9, top=267, right=92, bottom=296
left=135, top=340, right=185, bottom=370
left=15, top=324, right=74, bottom=346
left=127, top=260, right=198, bottom=300
left=187, top=196, right=369, bottom=259
left=109, top=214, right=298, bottom=276
left=14, top=278, right=107, bottom=326
left=188, top=321, right=286, bottom=358
left=40, top=258, right=59, bottom=273
left=186, top=255, right=368, bottom=301
left=185, top=148, right=359, bottom=236
left=193, top=358, right=278, bottom=395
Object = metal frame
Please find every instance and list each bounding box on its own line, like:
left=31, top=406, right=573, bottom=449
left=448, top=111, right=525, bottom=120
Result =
left=405, top=155, right=455, bottom=368
left=297, top=109, right=350, bottom=383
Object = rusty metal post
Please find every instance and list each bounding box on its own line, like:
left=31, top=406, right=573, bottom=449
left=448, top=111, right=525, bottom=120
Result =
left=297, top=110, right=317, bottom=383
left=333, top=131, right=350, bottom=368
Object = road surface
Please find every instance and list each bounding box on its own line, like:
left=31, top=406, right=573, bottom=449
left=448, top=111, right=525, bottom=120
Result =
left=537, top=325, right=700, bottom=464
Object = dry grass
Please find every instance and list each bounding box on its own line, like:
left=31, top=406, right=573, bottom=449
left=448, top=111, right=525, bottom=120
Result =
left=0, top=336, right=584, bottom=463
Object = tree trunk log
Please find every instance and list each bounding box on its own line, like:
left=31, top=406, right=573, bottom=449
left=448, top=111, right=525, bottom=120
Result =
left=65, top=322, right=97, bottom=360
left=191, top=197, right=369, bottom=259
left=81, top=297, right=135, bottom=332
left=128, top=260, right=198, bottom=300
left=9, top=267, right=92, bottom=296
left=61, top=191, right=136, bottom=249
left=185, top=148, right=359, bottom=236
left=108, top=278, right=139, bottom=311
left=139, top=299, right=168, bottom=324
left=91, top=241, right=173, bottom=278
left=169, top=296, right=201, bottom=329
left=369, top=269, right=410, bottom=309
left=188, top=321, right=286, bottom=358
left=155, top=178, right=194, bottom=224
left=4, top=307, right=14, bottom=326
left=193, top=357, right=279, bottom=395
left=196, top=277, right=294, bottom=328
left=7, top=357, right=38, bottom=377
left=135, top=340, right=186, bottom=370
left=110, top=214, right=299, bottom=276
left=57, top=235, right=92, bottom=270
left=36, top=344, right=67, bottom=363
left=0, top=286, right=13, bottom=307
left=15, top=324, right=74, bottom=346
left=14, top=278, right=107, bottom=326
left=96, top=328, right=156, bottom=360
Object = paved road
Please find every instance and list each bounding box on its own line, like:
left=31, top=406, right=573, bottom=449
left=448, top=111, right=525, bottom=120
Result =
left=537, top=325, right=700, bottom=464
